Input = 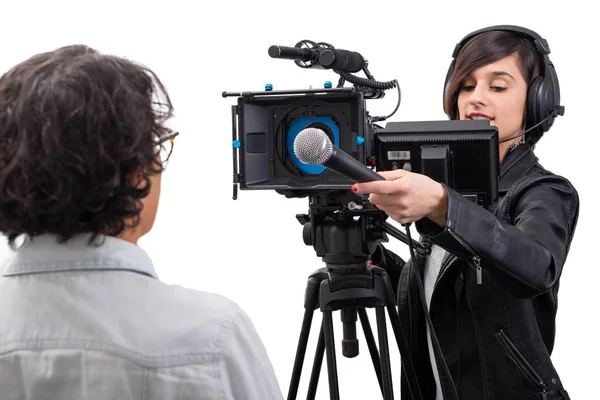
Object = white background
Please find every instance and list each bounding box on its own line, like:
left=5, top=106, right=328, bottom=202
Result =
left=1, top=0, right=597, bottom=398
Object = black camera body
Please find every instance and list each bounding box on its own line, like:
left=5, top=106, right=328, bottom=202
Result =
left=228, top=88, right=374, bottom=196
left=223, top=39, right=499, bottom=208
left=222, top=40, right=502, bottom=400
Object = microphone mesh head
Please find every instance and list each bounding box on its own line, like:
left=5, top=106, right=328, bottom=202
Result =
left=293, top=128, right=332, bottom=165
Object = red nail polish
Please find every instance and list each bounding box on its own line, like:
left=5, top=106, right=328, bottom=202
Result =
left=351, top=185, right=358, bottom=192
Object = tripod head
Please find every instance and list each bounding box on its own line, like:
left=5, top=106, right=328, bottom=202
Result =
left=296, top=190, right=384, bottom=271
left=297, top=190, right=430, bottom=271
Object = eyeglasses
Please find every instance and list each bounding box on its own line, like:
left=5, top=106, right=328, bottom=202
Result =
left=156, top=130, right=179, bottom=168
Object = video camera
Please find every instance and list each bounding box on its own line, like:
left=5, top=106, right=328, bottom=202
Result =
left=222, top=39, right=499, bottom=209
left=222, top=39, right=500, bottom=400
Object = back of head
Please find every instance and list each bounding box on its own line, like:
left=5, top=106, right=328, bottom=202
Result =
left=0, top=44, right=174, bottom=248
left=443, top=25, right=563, bottom=146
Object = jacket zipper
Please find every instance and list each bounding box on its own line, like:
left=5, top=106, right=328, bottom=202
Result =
left=497, top=329, right=548, bottom=399
left=448, top=229, right=483, bottom=284
left=473, top=255, right=482, bottom=284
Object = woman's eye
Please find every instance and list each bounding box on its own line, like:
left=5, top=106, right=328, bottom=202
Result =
left=491, top=86, right=507, bottom=92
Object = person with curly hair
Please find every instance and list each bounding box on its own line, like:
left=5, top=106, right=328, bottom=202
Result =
left=0, top=45, right=283, bottom=400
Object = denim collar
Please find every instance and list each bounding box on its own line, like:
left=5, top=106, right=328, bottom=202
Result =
left=1, top=233, right=157, bottom=278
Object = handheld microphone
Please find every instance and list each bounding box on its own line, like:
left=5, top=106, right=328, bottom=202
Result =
left=293, top=128, right=384, bottom=182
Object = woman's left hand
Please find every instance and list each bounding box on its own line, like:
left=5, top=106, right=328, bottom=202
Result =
left=352, top=169, right=449, bottom=227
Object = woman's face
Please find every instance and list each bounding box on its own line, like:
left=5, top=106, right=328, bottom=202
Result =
left=457, top=53, right=528, bottom=160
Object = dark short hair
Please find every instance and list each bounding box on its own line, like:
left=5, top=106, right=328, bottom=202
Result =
left=444, top=31, right=542, bottom=145
left=0, top=44, right=174, bottom=248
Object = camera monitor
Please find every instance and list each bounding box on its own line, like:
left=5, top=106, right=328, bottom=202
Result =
left=374, top=119, right=499, bottom=208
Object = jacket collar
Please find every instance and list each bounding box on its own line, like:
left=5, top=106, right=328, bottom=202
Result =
left=1, top=233, right=158, bottom=278
left=498, top=143, right=539, bottom=194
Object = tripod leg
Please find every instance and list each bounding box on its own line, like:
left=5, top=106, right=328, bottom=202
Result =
left=322, top=310, right=340, bottom=400
left=288, top=274, right=324, bottom=400
left=370, top=267, right=424, bottom=400
left=357, top=308, right=384, bottom=395
left=287, top=308, right=315, bottom=400
left=376, top=306, right=395, bottom=400
left=386, top=303, right=424, bottom=400
left=306, top=324, right=325, bottom=400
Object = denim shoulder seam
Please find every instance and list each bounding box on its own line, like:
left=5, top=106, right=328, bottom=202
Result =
left=0, top=339, right=220, bottom=368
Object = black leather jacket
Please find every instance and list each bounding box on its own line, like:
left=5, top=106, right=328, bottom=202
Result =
left=374, top=143, right=579, bottom=400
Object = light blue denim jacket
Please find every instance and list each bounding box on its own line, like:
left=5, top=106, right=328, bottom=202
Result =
left=0, top=233, right=283, bottom=400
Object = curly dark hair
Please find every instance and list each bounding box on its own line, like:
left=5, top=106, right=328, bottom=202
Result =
left=0, top=44, right=174, bottom=248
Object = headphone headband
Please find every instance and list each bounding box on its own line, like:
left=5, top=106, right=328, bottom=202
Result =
left=453, top=25, right=550, bottom=55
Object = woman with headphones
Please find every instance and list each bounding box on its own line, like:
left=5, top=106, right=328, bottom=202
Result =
left=356, top=26, right=579, bottom=400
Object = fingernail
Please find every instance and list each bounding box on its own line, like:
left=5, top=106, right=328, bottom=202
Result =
left=351, top=184, right=358, bottom=192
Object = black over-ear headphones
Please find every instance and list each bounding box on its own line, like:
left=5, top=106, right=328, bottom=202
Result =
left=444, top=25, right=565, bottom=138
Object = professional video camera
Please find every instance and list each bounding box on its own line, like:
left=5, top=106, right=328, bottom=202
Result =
left=222, top=39, right=499, bottom=400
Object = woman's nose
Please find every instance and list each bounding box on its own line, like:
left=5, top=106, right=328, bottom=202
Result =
left=469, top=84, right=489, bottom=107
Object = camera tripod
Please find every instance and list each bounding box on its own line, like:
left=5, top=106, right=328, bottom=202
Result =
left=286, top=193, right=427, bottom=400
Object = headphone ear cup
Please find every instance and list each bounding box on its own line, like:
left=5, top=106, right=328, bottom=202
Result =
left=541, top=67, right=560, bottom=134
left=527, top=75, right=557, bottom=136
left=526, top=76, right=543, bottom=131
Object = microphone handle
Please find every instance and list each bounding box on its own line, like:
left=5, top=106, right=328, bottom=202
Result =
left=324, top=146, right=385, bottom=183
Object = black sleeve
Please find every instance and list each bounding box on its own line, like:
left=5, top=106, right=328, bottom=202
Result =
left=414, top=174, right=579, bottom=299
